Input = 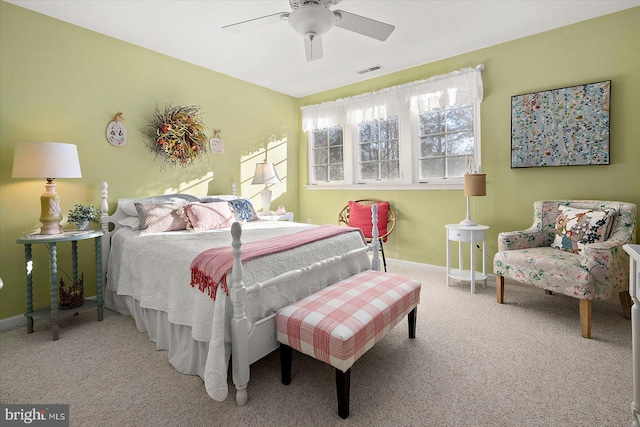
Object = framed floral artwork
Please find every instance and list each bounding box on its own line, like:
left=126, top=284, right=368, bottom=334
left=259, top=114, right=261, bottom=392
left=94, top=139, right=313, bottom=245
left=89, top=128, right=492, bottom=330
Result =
left=510, top=80, right=610, bottom=168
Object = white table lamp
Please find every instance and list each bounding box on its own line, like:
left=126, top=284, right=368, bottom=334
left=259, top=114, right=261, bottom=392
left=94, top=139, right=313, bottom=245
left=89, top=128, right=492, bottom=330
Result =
left=12, top=142, right=82, bottom=234
left=460, top=173, right=486, bottom=226
left=251, top=160, right=281, bottom=214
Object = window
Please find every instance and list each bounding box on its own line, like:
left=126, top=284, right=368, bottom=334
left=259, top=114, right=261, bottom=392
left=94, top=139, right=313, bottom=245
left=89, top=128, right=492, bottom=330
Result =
left=302, top=66, right=484, bottom=188
left=419, top=103, right=474, bottom=180
left=359, top=117, right=399, bottom=181
left=311, top=126, right=343, bottom=182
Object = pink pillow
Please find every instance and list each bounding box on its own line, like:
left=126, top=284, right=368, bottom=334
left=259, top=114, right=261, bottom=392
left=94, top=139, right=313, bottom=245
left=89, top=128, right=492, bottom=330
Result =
left=182, top=202, right=235, bottom=232
left=135, top=202, right=189, bottom=235
left=347, top=201, right=389, bottom=241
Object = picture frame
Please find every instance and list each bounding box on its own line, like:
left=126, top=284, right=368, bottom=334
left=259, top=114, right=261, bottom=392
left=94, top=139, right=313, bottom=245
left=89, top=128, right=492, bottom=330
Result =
left=510, top=80, right=610, bottom=168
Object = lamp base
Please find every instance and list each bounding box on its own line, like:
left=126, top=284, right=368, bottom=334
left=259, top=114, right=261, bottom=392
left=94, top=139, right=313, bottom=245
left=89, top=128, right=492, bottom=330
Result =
left=39, top=181, right=63, bottom=235
left=459, top=218, right=478, bottom=227
left=260, top=186, right=272, bottom=216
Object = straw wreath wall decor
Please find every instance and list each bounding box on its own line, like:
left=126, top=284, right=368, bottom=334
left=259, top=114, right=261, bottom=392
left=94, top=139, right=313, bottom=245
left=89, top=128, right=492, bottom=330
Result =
left=143, top=104, right=208, bottom=167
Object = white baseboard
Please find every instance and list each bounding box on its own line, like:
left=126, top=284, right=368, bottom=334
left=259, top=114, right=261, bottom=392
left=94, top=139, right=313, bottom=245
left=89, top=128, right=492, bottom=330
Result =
left=386, top=258, right=447, bottom=274
left=0, top=314, right=26, bottom=332
left=0, top=295, right=98, bottom=332
left=386, top=257, right=498, bottom=281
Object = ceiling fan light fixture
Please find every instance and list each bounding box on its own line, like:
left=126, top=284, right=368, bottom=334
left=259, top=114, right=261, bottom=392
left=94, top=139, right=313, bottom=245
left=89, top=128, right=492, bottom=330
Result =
left=288, top=5, right=336, bottom=36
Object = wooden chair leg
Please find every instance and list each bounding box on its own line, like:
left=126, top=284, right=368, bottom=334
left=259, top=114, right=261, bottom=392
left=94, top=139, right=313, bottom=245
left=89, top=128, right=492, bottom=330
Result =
left=619, top=291, right=632, bottom=320
left=379, top=239, right=387, bottom=272
left=580, top=299, right=592, bottom=339
left=496, top=275, right=504, bottom=304
left=408, top=307, right=417, bottom=339
left=336, top=368, right=351, bottom=419
left=280, top=344, right=292, bottom=385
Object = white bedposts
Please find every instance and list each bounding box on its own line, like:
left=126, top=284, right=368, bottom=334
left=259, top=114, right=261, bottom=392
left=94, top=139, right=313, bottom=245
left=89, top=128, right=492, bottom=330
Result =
left=229, top=222, right=250, bottom=406
left=100, top=182, right=110, bottom=289
left=371, top=204, right=380, bottom=272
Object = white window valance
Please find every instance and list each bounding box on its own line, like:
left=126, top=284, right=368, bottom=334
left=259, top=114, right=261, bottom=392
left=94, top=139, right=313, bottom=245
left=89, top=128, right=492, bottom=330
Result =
left=301, top=65, right=484, bottom=132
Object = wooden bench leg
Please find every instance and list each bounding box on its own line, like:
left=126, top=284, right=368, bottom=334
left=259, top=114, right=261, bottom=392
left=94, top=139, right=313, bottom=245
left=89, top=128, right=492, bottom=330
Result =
left=619, top=291, right=632, bottom=320
left=496, top=275, right=504, bottom=304
left=580, top=299, right=592, bottom=339
left=336, top=368, right=351, bottom=419
left=408, top=307, right=417, bottom=339
left=280, top=343, right=292, bottom=385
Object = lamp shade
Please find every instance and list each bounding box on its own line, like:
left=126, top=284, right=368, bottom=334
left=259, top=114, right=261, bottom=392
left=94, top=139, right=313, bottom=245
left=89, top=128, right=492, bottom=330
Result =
left=12, top=142, right=82, bottom=179
left=464, top=173, right=486, bottom=197
left=251, top=162, right=281, bottom=185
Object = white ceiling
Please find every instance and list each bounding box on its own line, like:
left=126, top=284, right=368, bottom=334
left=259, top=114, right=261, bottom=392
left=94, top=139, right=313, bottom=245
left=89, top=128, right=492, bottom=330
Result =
left=7, top=0, right=640, bottom=98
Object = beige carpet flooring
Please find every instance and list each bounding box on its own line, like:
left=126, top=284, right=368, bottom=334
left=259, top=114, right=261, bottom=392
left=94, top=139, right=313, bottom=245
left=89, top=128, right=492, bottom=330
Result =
left=0, top=266, right=634, bottom=427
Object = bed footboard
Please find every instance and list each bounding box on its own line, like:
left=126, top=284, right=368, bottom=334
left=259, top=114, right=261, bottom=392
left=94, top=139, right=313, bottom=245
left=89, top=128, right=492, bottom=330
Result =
left=229, top=205, right=380, bottom=406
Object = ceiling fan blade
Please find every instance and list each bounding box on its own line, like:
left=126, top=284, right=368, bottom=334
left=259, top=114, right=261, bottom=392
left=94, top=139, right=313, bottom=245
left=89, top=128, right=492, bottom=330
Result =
left=222, top=12, right=289, bottom=33
left=334, top=10, right=395, bottom=41
left=304, top=33, right=323, bottom=61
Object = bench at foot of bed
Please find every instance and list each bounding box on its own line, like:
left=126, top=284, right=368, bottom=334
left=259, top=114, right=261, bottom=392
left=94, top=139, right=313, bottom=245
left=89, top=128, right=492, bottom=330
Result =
left=275, top=269, right=421, bottom=419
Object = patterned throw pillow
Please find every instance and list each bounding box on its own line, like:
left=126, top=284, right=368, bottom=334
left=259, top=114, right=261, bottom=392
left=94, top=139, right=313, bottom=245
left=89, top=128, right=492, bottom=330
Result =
left=122, top=194, right=199, bottom=217
left=181, top=202, right=235, bottom=232
left=227, top=199, right=259, bottom=222
left=551, top=206, right=616, bottom=254
left=347, top=201, right=390, bottom=242
left=135, top=202, right=190, bottom=235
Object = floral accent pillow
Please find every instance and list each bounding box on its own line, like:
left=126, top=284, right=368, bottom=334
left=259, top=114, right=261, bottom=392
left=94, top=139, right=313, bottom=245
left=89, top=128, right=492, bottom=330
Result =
left=551, top=206, right=616, bottom=254
left=181, top=202, right=235, bottom=232
left=227, top=199, right=259, bottom=222
left=135, top=202, right=190, bottom=235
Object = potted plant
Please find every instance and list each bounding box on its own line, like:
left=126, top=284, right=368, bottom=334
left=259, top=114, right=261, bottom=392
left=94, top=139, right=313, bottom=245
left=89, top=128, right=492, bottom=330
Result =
left=68, top=204, right=101, bottom=230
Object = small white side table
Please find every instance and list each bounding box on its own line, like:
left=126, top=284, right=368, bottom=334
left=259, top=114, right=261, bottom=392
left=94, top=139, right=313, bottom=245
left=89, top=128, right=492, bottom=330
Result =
left=258, top=212, right=294, bottom=222
left=445, top=224, right=489, bottom=294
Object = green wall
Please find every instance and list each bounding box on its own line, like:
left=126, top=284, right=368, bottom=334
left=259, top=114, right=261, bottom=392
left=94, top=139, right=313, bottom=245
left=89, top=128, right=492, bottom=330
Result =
left=297, top=7, right=640, bottom=268
left=0, top=2, right=300, bottom=319
left=1, top=3, right=638, bottom=322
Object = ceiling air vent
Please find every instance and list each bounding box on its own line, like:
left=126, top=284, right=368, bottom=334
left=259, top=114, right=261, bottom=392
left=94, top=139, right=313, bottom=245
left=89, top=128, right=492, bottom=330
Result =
left=357, top=65, right=383, bottom=75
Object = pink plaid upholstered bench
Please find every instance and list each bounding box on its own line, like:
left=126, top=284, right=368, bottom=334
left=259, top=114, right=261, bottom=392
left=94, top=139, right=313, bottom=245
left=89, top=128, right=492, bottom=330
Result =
left=276, top=269, right=421, bottom=419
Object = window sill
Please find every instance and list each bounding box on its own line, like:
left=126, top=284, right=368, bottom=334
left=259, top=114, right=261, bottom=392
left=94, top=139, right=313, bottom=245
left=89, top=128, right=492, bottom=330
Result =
left=305, top=181, right=464, bottom=191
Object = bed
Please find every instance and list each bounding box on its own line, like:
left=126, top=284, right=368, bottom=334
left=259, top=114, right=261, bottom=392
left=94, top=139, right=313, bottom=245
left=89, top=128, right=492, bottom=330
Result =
left=98, top=182, right=380, bottom=405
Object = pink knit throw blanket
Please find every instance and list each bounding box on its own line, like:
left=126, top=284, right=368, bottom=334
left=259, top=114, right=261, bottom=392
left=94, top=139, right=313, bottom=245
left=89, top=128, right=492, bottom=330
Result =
left=190, top=225, right=364, bottom=300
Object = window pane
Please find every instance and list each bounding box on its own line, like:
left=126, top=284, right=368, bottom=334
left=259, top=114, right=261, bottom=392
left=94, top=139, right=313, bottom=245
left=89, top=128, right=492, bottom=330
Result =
left=360, top=142, right=378, bottom=162
left=380, top=140, right=399, bottom=160
left=388, top=118, right=399, bottom=139
left=329, top=164, right=344, bottom=181
left=446, top=105, right=473, bottom=132
left=359, top=122, right=374, bottom=142
left=381, top=160, right=399, bottom=179
left=313, top=130, right=327, bottom=148
left=360, top=162, right=378, bottom=180
left=314, top=166, right=328, bottom=182
left=420, top=158, right=445, bottom=179
left=329, top=146, right=343, bottom=163
left=420, top=111, right=444, bottom=135
left=447, top=131, right=474, bottom=155
left=420, top=136, right=445, bottom=157
left=328, top=127, right=343, bottom=146
left=314, top=148, right=328, bottom=165
left=447, top=156, right=467, bottom=178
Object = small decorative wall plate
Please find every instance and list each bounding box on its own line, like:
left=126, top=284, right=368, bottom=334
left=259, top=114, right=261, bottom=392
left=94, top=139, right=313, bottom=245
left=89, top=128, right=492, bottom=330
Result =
left=209, top=137, right=224, bottom=154
left=106, top=115, right=127, bottom=146
left=209, top=133, right=224, bottom=154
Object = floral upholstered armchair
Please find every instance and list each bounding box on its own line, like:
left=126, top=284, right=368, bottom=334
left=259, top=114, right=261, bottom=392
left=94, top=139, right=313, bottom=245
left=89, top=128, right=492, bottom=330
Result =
left=493, top=200, right=636, bottom=338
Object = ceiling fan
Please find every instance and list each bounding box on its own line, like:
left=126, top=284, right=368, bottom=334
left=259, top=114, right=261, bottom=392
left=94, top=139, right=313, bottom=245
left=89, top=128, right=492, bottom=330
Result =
left=222, top=0, right=395, bottom=62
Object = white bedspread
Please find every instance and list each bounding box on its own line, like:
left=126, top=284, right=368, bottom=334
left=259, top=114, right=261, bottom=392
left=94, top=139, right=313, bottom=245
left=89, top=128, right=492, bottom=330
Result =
left=106, top=220, right=370, bottom=401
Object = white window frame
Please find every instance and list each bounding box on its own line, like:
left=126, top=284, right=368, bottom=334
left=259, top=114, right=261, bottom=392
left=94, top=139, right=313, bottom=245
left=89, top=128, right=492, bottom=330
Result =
left=303, top=66, right=484, bottom=190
